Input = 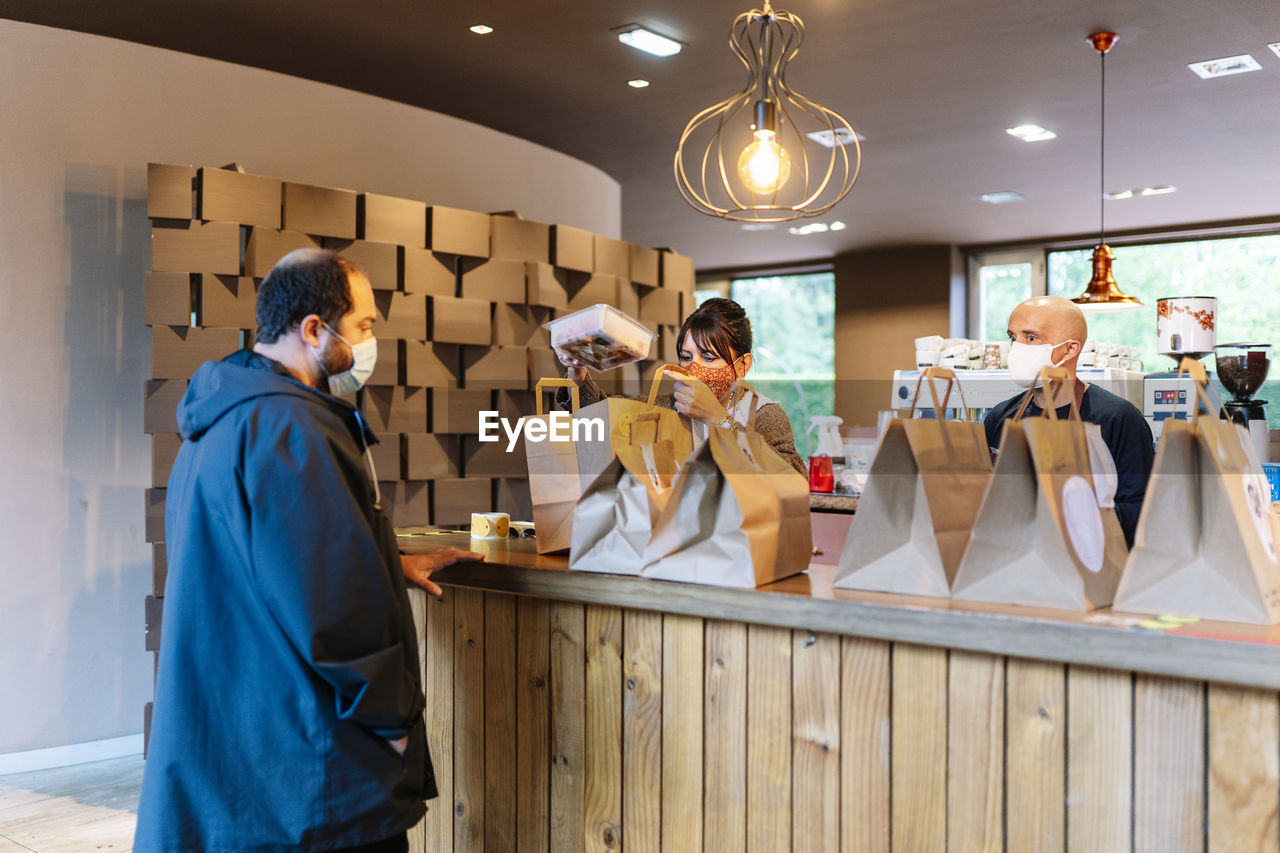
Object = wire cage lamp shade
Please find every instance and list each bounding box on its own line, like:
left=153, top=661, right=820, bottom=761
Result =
left=674, top=1, right=861, bottom=222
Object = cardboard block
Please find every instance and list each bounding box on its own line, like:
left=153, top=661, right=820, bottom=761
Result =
left=145, top=595, right=163, bottom=651
left=245, top=228, right=319, bottom=277
left=151, top=326, right=240, bottom=380
left=617, top=279, right=640, bottom=318
left=496, top=390, right=535, bottom=421
left=427, top=206, right=489, bottom=258
left=463, top=434, right=528, bottom=477
left=283, top=182, right=357, bottom=239
left=659, top=324, right=682, bottom=364
left=460, top=258, right=526, bottom=303
left=433, top=477, right=493, bottom=526
left=151, top=433, right=182, bottom=489
left=146, top=272, right=192, bottom=327
left=660, top=250, right=696, bottom=294
left=462, top=346, right=529, bottom=390
left=630, top=244, right=660, bottom=288
left=593, top=234, right=630, bottom=278
left=369, top=432, right=403, bottom=481
left=391, top=479, right=431, bottom=527
left=528, top=348, right=564, bottom=388
left=565, top=273, right=620, bottom=313
left=405, top=433, right=460, bottom=480
left=199, top=168, right=281, bottom=228
left=145, top=488, right=165, bottom=543
left=640, top=287, right=682, bottom=326
left=360, top=193, right=427, bottom=248
left=493, top=303, right=551, bottom=348
left=152, top=221, right=240, bottom=275
left=495, top=478, right=534, bottom=521
left=148, top=163, right=195, bottom=220
left=153, top=544, right=168, bottom=596
left=491, top=214, right=550, bottom=263
left=404, top=341, right=459, bottom=388
left=431, top=296, right=491, bottom=345
left=525, top=262, right=569, bottom=311
left=145, top=379, right=186, bottom=434
left=552, top=224, right=593, bottom=272
left=200, top=274, right=257, bottom=329
left=374, top=292, right=427, bottom=340
left=367, top=339, right=402, bottom=387
left=363, top=386, right=428, bottom=434
left=403, top=248, right=456, bottom=296
left=432, top=388, right=492, bottom=434
left=324, top=238, right=400, bottom=292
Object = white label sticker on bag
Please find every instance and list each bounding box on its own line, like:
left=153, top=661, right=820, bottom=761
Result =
left=640, top=444, right=665, bottom=494
left=736, top=430, right=760, bottom=469
left=1242, top=476, right=1278, bottom=562
left=1061, top=475, right=1105, bottom=573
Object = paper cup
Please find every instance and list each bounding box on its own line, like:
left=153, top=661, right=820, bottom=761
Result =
left=914, top=334, right=944, bottom=351
left=470, top=512, right=510, bottom=539
left=916, top=349, right=940, bottom=368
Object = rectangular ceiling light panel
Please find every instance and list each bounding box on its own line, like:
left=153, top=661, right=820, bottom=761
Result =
left=1188, top=54, right=1262, bottom=78
left=618, top=27, right=682, bottom=57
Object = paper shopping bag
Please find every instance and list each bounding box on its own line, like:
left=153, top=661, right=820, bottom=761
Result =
left=951, top=368, right=1127, bottom=610
left=643, top=387, right=811, bottom=588
left=1114, top=358, right=1280, bottom=623
left=573, top=363, right=695, bottom=489
left=834, top=368, right=992, bottom=597
left=525, top=378, right=582, bottom=554
left=569, top=412, right=682, bottom=574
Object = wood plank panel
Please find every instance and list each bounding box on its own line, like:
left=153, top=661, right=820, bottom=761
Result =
left=408, top=589, right=429, bottom=853
left=484, top=593, right=517, bottom=853
left=423, top=592, right=455, bottom=853
left=453, top=588, right=485, bottom=853
left=662, top=614, right=704, bottom=853
left=1133, top=676, right=1204, bottom=853
left=704, top=620, right=747, bottom=851
left=584, top=605, right=623, bottom=851
left=747, top=624, right=793, bottom=853
left=946, top=651, right=1004, bottom=853
left=623, top=610, right=663, bottom=853
left=551, top=603, right=587, bottom=853
left=516, top=597, right=551, bottom=853
left=793, top=631, right=840, bottom=853
left=1067, top=666, right=1132, bottom=852
left=1005, top=658, right=1065, bottom=853
left=1207, top=684, right=1279, bottom=852
left=891, top=644, right=947, bottom=853
left=840, top=637, right=889, bottom=853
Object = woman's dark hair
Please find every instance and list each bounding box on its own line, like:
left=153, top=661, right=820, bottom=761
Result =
left=675, top=297, right=753, bottom=366
left=255, top=249, right=358, bottom=344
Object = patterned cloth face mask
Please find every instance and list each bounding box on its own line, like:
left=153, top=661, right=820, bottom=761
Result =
left=683, top=356, right=742, bottom=400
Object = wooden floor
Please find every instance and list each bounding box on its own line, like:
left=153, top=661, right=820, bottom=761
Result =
left=0, top=757, right=140, bottom=852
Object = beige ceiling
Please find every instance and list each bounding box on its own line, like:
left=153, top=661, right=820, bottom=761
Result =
left=6, top=0, right=1278, bottom=272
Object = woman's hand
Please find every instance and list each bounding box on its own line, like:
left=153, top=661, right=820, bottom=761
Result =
left=555, top=349, right=588, bottom=385
left=671, top=377, right=729, bottom=426
left=401, top=547, right=484, bottom=597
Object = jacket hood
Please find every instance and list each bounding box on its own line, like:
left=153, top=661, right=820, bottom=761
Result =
left=176, top=350, right=358, bottom=442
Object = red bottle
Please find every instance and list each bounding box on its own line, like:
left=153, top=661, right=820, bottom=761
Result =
left=808, top=455, right=834, bottom=493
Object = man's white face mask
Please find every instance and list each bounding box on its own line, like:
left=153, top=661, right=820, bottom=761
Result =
left=318, top=322, right=378, bottom=396
left=1007, top=339, right=1077, bottom=388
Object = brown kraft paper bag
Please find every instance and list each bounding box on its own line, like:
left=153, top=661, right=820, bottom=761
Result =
left=1114, top=358, right=1280, bottom=624
left=834, top=368, right=992, bottom=597
left=524, top=377, right=583, bottom=554
left=951, top=368, right=1127, bottom=610
left=643, top=387, right=811, bottom=588
left=569, top=412, right=683, bottom=575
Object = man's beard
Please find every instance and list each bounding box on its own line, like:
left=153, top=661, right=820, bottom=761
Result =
left=315, top=334, right=353, bottom=389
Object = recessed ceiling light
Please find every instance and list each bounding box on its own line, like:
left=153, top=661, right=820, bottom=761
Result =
left=1140, top=185, right=1177, bottom=196
left=805, top=127, right=866, bottom=147
left=980, top=191, right=1025, bottom=204
left=1006, top=124, right=1057, bottom=142
left=1103, top=189, right=1134, bottom=200
left=1269, top=43, right=1280, bottom=60
left=617, top=26, right=682, bottom=57
left=829, top=221, right=847, bottom=231
left=469, top=24, right=494, bottom=35
left=788, top=222, right=831, bottom=236
left=628, top=79, right=650, bottom=88
left=740, top=222, right=775, bottom=231
left=1188, top=54, right=1261, bottom=79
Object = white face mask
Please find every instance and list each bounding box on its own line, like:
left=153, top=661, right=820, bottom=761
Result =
left=1007, top=339, right=1077, bottom=388
left=319, top=322, right=377, bottom=396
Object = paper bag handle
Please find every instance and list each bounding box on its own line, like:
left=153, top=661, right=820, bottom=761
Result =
left=535, top=377, right=579, bottom=416
left=648, top=364, right=688, bottom=406
left=1011, top=368, right=1081, bottom=421
left=1178, top=356, right=1225, bottom=424
left=907, top=367, right=971, bottom=422
left=622, top=410, right=664, bottom=445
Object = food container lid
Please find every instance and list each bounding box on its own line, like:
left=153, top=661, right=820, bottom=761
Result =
left=543, top=304, right=656, bottom=371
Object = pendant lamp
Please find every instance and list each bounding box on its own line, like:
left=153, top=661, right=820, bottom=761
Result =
left=673, top=1, right=860, bottom=222
left=1072, top=31, right=1143, bottom=312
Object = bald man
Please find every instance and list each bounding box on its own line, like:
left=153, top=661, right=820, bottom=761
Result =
left=983, top=296, right=1154, bottom=546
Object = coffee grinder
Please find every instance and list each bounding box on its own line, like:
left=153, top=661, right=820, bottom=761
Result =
left=1215, top=342, right=1272, bottom=463
left=1143, top=297, right=1218, bottom=443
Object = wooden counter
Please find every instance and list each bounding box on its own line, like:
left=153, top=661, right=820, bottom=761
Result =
left=400, top=530, right=1280, bottom=852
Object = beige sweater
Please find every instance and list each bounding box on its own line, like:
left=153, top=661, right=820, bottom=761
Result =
left=560, top=375, right=808, bottom=479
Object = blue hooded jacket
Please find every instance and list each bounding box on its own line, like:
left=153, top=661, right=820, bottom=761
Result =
left=135, top=350, right=436, bottom=852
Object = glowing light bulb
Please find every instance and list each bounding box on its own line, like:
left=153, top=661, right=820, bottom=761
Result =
left=737, top=129, right=791, bottom=195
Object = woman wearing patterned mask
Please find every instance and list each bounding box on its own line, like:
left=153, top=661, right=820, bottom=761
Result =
left=558, top=297, right=806, bottom=477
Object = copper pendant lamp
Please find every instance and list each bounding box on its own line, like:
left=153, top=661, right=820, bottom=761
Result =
left=1072, top=31, right=1143, bottom=312
left=673, top=0, right=860, bottom=222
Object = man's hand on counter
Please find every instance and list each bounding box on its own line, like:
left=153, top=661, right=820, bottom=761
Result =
left=401, top=547, right=485, bottom=597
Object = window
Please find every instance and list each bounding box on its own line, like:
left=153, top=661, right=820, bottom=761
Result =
left=697, top=272, right=836, bottom=457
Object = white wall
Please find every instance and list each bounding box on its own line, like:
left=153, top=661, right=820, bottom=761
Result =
left=0, top=19, right=620, bottom=755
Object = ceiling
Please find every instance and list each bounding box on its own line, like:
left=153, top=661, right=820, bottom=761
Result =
left=5, top=0, right=1279, bottom=272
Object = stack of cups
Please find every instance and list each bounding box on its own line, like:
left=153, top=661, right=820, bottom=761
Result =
left=1079, top=340, right=1097, bottom=368
left=938, top=338, right=969, bottom=370
left=915, top=335, right=944, bottom=368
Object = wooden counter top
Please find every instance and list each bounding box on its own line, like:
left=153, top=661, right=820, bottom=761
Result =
left=398, top=528, right=1280, bottom=691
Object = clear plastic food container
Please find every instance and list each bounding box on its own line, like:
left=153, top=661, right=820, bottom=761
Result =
left=544, top=304, right=656, bottom=371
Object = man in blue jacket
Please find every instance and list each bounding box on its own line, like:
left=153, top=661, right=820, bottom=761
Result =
left=135, top=249, right=480, bottom=852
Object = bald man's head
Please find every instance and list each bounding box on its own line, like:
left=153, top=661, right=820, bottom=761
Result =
left=1006, top=296, right=1089, bottom=373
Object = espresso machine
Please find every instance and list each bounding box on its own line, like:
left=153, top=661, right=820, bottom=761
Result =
left=1215, top=342, right=1271, bottom=463
left=1143, top=296, right=1218, bottom=442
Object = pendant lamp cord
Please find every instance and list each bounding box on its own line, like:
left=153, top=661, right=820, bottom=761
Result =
left=1099, top=48, right=1106, bottom=246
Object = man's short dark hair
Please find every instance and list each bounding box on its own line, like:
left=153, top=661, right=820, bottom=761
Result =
left=255, top=249, right=358, bottom=344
